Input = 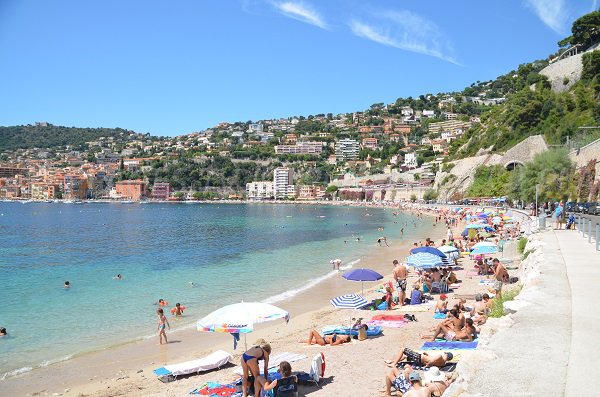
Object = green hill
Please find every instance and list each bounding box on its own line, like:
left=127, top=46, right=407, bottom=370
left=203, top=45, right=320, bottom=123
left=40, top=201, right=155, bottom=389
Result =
left=0, top=124, right=138, bottom=151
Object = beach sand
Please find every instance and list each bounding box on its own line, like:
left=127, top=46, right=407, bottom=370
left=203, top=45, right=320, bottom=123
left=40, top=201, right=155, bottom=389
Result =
left=2, top=207, right=503, bottom=397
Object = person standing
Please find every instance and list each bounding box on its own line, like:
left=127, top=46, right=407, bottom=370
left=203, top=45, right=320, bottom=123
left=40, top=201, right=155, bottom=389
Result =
left=393, top=260, right=408, bottom=306
left=492, top=258, right=508, bottom=299
left=156, top=308, right=170, bottom=344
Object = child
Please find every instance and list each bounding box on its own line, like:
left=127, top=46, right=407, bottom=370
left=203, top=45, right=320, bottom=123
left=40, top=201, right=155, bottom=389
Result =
left=156, top=308, right=170, bottom=344
left=173, top=303, right=184, bottom=316
left=435, top=294, right=448, bottom=314
left=256, top=361, right=298, bottom=397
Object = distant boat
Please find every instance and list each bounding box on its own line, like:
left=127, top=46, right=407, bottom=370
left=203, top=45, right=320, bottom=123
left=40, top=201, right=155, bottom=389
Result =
left=73, top=200, right=84, bottom=204
left=120, top=200, right=135, bottom=204
left=64, top=200, right=74, bottom=204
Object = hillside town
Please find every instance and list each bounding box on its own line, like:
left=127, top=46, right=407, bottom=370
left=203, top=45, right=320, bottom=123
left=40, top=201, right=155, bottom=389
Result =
left=0, top=96, right=486, bottom=202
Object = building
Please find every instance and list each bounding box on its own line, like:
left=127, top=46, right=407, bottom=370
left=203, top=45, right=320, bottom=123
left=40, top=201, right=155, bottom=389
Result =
left=248, top=123, right=264, bottom=133
left=403, top=152, right=418, bottom=168
left=152, top=182, right=171, bottom=200
left=0, top=166, right=28, bottom=178
left=428, top=120, right=472, bottom=134
left=274, top=141, right=323, bottom=155
left=431, top=140, right=448, bottom=153
left=31, top=182, right=60, bottom=200
left=335, top=139, right=360, bottom=160
left=297, top=185, right=325, bottom=200
left=63, top=174, right=88, bottom=200
left=273, top=167, right=293, bottom=199
left=246, top=181, right=273, bottom=200
left=115, top=179, right=146, bottom=201
left=362, top=138, right=379, bottom=150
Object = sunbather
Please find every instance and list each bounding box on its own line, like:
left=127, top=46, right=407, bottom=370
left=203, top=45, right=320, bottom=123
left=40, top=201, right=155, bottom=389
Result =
left=241, top=339, right=271, bottom=397
left=385, top=347, right=453, bottom=368
left=298, top=329, right=351, bottom=346
left=422, top=317, right=477, bottom=342
left=256, top=361, right=298, bottom=397
left=423, top=366, right=450, bottom=396
left=382, top=365, right=417, bottom=396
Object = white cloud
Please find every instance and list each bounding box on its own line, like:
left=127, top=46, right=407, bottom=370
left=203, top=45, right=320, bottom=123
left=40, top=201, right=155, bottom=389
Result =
left=271, top=1, right=328, bottom=29
left=348, top=10, right=459, bottom=65
left=524, top=0, right=568, bottom=35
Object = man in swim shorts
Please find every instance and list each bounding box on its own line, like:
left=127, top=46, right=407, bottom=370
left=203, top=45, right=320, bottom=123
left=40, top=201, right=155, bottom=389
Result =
left=386, top=347, right=453, bottom=368
left=393, top=260, right=408, bottom=306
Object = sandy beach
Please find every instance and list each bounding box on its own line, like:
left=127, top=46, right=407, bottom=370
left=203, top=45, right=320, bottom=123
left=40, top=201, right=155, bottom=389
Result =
left=1, top=205, right=522, bottom=397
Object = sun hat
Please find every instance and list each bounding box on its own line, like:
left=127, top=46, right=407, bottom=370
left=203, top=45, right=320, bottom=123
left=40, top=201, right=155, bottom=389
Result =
left=408, top=371, right=422, bottom=381
left=423, top=366, right=445, bottom=382
left=440, top=294, right=447, bottom=299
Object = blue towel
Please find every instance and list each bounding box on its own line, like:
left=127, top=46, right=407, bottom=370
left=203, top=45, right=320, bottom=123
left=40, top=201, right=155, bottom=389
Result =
left=232, top=332, right=240, bottom=350
left=421, top=341, right=478, bottom=350
left=154, top=367, right=171, bottom=376
left=433, top=312, right=446, bottom=319
left=322, top=325, right=382, bottom=336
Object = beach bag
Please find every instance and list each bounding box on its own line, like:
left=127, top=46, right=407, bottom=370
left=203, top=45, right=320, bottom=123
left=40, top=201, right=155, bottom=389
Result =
left=358, top=326, right=367, bottom=341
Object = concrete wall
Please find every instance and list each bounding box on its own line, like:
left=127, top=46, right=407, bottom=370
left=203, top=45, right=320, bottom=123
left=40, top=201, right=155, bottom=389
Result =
left=569, top=138, right=600, bottom=182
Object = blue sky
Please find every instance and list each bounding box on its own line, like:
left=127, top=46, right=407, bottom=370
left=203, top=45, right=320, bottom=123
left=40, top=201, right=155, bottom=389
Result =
left=0, top=0, right=597, bottom=136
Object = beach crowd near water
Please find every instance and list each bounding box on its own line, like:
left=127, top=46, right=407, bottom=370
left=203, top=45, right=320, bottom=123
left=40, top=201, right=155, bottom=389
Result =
left=0, top=201, right=529, bottom=397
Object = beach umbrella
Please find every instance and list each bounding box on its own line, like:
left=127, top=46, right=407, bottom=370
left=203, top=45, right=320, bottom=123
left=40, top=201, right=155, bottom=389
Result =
left=330, top=294, right=369, bottom=327
left=406, top=252, right=444, bottom=269
left=471, top=241, right=498, bottom=256
left=410, top=246, right=447, bottom=258
left=197, top=301, right=290, bottom=351
left=465, top=223, right=486, bottom=229
left=492, top=216, right=502, bottom=225
left=477, top=213, right=488, bottom=219
left=342, top=268, right=383, bottom=295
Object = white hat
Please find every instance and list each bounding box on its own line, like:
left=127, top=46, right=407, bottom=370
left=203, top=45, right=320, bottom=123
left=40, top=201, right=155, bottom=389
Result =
left=423, top=366, right=445, bottom=382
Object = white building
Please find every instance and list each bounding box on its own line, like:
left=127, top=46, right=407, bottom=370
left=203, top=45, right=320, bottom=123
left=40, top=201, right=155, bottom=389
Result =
left=246, top=181, right=273, bottom=200
left=335, top=139, right=360, bottom=160
left=403, top=152, right=418, bottom=168
left=248, top=123, right=264, bottom=133
left=273, top=167, right=294, bottom=199
left=274, top=141, right=323, bottom=155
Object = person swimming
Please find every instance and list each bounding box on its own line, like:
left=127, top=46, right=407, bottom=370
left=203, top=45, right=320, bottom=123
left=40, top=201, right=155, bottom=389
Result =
left=64, top=281, right=70, bottom=289
left=0, top=327, right=7, bottom=337
left=113, top=274, right=122, bottom=280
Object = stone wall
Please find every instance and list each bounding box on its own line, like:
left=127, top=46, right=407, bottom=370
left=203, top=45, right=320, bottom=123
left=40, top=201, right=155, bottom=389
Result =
left=569, top=138, right=600, bottom=181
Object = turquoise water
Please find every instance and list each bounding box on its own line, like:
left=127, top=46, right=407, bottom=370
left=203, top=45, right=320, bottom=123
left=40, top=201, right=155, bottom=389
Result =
left=0, top=202, right=430, bottom=378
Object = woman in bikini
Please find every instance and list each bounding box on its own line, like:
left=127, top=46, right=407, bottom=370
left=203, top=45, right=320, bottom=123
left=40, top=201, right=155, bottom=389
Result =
left=241, top=339, right=271, bottom=397
left=299, top=328, right=351, bottom=346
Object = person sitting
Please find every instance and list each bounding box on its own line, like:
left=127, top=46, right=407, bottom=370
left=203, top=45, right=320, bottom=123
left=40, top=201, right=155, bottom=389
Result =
left=385, top=346, right=453, bottom=368
left=256, top=361, right=298, bottom=397
left=408, top=284, right=423, bottom=305
left=434, top=294, right=448, bottom=314
left=298, top=329, right=351, bottom=346
left=422, top=317, right=477, bottom=342
left=423, top=366, right=450, bottom=397
left=471, top=294, right=488, bottom=325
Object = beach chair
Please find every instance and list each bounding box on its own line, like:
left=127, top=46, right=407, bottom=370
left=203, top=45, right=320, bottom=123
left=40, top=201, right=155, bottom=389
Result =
left=153, top=350, right=232, bottom=383
left=297, top=352, right=326, bottom=386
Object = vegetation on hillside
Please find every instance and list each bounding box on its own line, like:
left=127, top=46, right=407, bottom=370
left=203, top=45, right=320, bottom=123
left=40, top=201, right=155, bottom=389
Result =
left=0, top=124, right=140, bottom=151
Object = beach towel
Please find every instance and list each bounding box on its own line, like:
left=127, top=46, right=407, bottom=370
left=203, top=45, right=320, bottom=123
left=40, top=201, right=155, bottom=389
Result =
left=394, top=304, right=430, bottom=312
left=154, top=350, right=232, bottom=381
left=449, top=283, right=461, bottom=289
left=421, top=341, right=478, bottom=350
left=466, top=270, right=479, bottom=277
left=367, top=319, right=407, bottom=328
left=321, top=325, right=383, bottom=336
left=232, top=352, right=307, bottom=375
left=189, top=381, right=238, bottom=396
left=433, top=312, right=447, bottom=319
left=479, top=280, right=495, bottom=286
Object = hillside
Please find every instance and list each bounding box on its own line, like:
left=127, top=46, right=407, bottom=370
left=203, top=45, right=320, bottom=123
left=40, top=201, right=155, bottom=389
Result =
left=0, top=124, right=139, bottom=151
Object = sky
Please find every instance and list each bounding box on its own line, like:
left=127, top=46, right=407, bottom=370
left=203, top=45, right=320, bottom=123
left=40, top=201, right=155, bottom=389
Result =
left=0, top=0, right=598, bottom=137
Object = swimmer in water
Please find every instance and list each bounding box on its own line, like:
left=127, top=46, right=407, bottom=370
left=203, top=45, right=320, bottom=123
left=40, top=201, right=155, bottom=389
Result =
left=188, top=281, right=195, bottom=287
left=64, top=281, right=70, bottom=289
left=0, top=327, right=7, bottom=337
left=114, top=274, right=122, bottom=280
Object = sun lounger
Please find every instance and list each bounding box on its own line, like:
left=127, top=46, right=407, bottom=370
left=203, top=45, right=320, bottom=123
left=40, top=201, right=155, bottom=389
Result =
left=153, top=350, right=232, bottom=382
left=321, top=325, right=382, bottom=336
left=421, top=341, right=478, bottom=350
left=232, top=352, right=307, bottom=376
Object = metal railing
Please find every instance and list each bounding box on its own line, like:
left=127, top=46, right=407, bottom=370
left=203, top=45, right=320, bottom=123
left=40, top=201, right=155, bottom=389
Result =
left=576, top=215, right=600, bottom=251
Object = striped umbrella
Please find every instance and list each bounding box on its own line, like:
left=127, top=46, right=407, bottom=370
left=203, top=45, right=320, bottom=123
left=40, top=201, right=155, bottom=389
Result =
left=406, top=252, right=444, bottom=269
left=330, top=294, right=369, bottom=309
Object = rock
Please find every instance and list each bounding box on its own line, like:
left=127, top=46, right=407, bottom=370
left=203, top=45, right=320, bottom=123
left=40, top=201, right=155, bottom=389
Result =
left=64, top=389, right=70, bottom=394
left=137, top=369, right=143, bottom=373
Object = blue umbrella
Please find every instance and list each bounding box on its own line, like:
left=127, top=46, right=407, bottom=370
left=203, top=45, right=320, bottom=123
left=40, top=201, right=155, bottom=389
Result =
left=406, top=252, right=443, bottom=269
left=471, top=246, right=498, bottom=255
left=330, top=294, right=369, bottom=309
left=410, top=246, right=447, bottom=258
left=465, top=223, right=486, bottom=229
left=342, top=268, right=384, bottom=294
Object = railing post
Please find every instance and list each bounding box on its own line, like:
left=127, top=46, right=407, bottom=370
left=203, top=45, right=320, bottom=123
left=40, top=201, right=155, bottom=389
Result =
left=578, top=216, right=582, bottom=234
left=596, top=224, right=599, bottom=251
left=590, top=220, right=593, bottom=244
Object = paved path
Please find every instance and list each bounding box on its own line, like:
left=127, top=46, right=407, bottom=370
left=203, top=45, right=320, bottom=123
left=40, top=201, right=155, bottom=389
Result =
left=554, top=229, right=600, bottom=396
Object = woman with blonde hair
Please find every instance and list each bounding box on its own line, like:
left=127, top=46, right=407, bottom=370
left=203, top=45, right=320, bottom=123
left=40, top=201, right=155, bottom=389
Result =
left=241, top=339, right=271, bottom=397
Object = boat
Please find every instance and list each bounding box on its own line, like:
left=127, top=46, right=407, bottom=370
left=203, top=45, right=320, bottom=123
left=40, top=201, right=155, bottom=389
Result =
left=120, top=200, right=135, bottom=204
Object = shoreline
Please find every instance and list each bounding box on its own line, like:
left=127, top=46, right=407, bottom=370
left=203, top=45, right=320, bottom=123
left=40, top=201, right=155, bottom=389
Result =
left=1, top=203, right=439, bottom=396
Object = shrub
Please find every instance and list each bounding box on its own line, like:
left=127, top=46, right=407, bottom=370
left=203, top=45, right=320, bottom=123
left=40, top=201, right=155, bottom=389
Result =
left=517, top=237, right=528, bottom=254
left=489, top=284, right=523, bottom=318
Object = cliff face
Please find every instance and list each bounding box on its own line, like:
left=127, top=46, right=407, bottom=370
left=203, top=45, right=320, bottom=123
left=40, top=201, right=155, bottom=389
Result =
left=539, top=42, right=600, bottom=93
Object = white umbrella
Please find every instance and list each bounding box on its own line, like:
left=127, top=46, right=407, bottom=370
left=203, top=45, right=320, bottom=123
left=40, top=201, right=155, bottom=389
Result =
left=197, top=301, right=289, bottom=351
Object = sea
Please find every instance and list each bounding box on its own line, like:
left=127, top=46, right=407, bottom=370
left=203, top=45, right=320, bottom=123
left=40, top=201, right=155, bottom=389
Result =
left=0, top=202, right=432, bottom=379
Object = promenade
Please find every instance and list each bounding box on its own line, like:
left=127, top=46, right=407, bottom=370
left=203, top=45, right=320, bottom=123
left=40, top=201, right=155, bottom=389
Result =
left=451, top=224, right=599, bottom=396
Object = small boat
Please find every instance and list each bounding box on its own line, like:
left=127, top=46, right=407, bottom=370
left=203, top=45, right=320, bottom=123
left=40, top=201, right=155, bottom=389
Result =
left=120, top=200, right=135, bottom=204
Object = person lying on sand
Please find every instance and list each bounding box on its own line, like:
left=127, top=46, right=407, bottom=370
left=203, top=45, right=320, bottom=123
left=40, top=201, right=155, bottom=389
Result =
left=298, top=329, right=351, bottom=346
left=382, top=365, right=424, bottom=397
left=385, top=347, right=453, bottom=368
left=422, top=317, right=477, bottom=342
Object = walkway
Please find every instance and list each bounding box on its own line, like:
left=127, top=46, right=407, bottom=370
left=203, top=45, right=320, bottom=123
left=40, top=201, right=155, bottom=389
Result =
left=554, top=229, right=600, bottom=396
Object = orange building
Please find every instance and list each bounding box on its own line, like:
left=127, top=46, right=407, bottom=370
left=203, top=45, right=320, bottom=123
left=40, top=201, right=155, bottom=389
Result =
left=115, top=180, right=146, bottom=201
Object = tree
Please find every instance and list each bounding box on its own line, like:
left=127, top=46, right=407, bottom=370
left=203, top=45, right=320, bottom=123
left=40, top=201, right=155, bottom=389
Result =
left=410, top=194, right=417, bottom=202
left=423, top=189, right=438, bottom=202
left=569, top=11, right=600, bottom=50
left=325, top=185, right=338, bottom=193
left=174, top=192, right=185, bottom=200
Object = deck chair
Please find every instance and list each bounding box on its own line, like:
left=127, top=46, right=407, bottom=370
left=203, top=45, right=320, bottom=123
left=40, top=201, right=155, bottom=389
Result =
left=431, top=274, right=450, bottom=294
left=296, top=352, right=325, bottom=386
